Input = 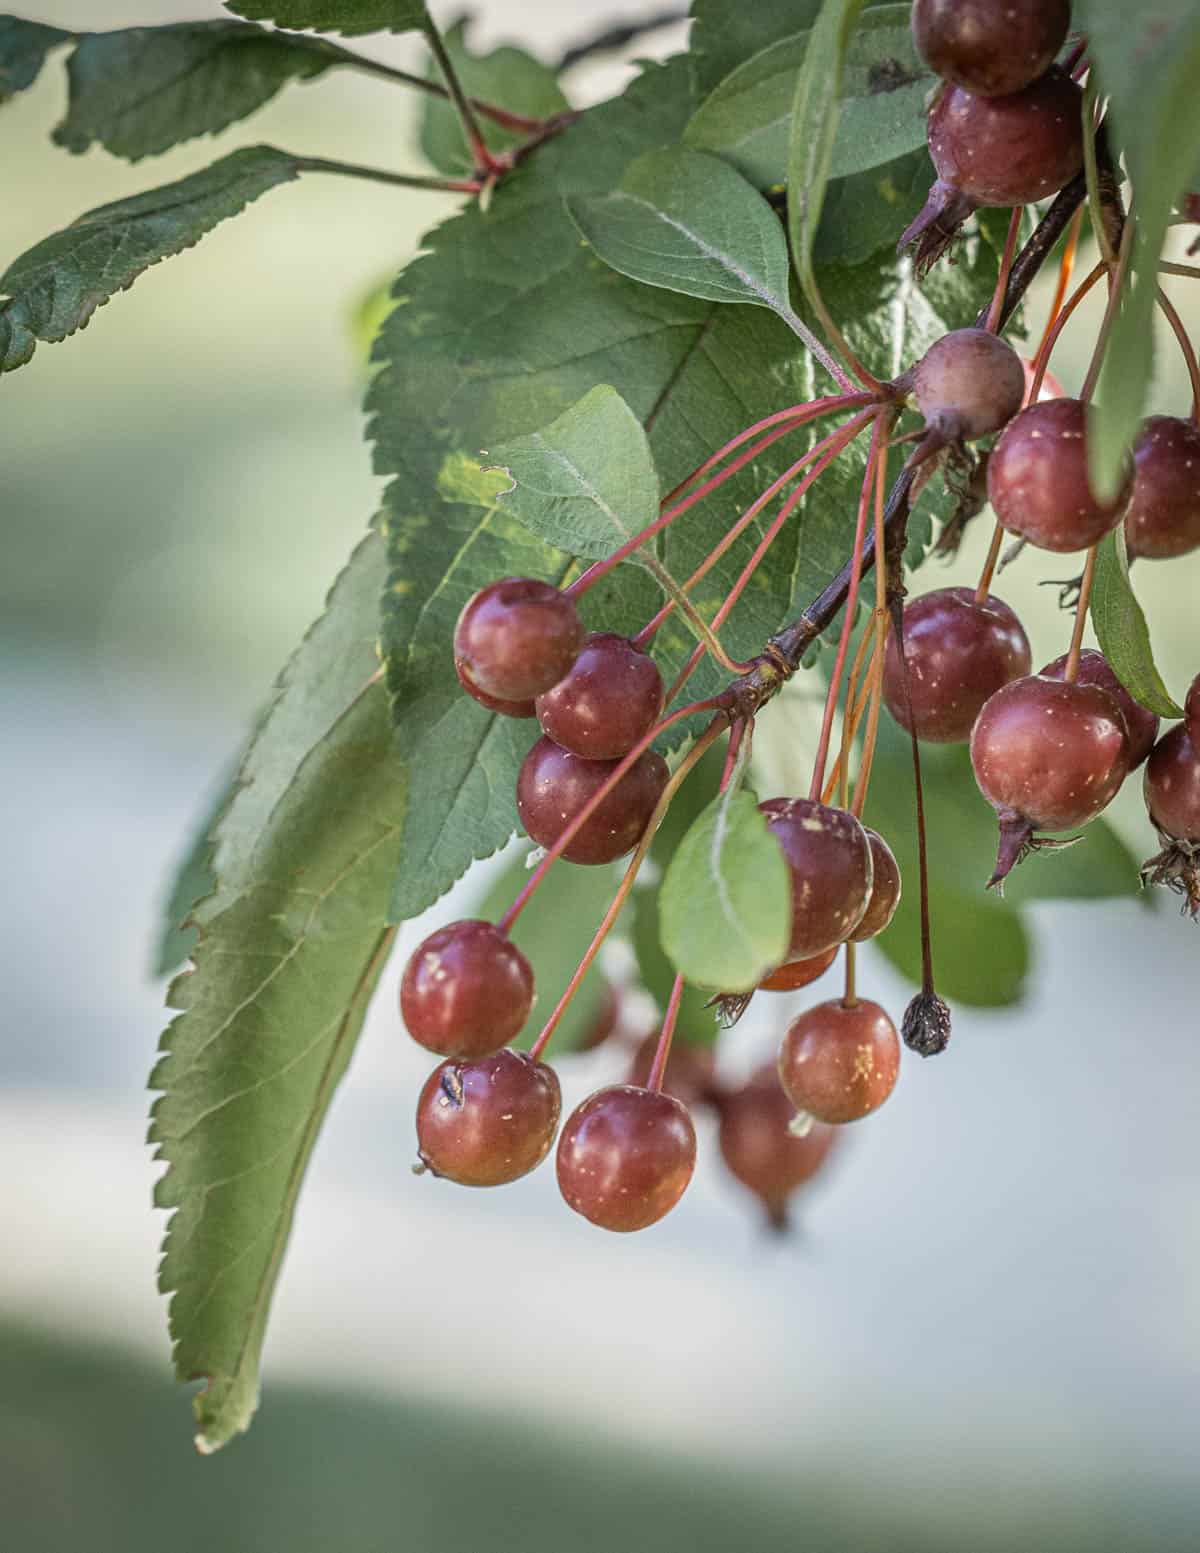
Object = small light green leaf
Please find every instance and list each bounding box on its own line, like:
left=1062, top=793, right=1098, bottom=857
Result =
left=1083, top=0, right=1200, bottom=496
left=1089, top=529, right=1184, bottom=718
left=0, top=145, right=300, bottom=372
left=419, top=17, right=568, bottom=177
left=660, top=789, right=791, bottom=993
left=151, top=531, right=404, bottom=1453
left=787, top=0, right=868, bottom=313
left=224, top=0, right=429, bottom=35
left=487, top=384, right=658, bottom=559
left=475, top=848, right=622, bottom=1054
left=685, top=6, right=931, bottom=192
left=568, top=146, right=800, bottom=323
left=631, top=891, right=719, bottom=1046
left=0, top=14, right=71, bottom=103
left=53, top=22, right=341, bottom=161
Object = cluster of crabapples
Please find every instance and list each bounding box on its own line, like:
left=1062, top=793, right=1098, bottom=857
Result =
left=392, top=0, right=1200, bottom=1235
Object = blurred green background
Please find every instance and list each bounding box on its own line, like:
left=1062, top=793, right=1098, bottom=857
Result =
left=3, top=4, right=1199, bottom=1551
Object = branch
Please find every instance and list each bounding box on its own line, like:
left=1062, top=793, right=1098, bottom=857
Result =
left=556, top=9, right=688, bottom=72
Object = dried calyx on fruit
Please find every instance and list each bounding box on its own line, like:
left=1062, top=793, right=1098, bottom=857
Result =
left=1141, top=717, right=1200, bottom=918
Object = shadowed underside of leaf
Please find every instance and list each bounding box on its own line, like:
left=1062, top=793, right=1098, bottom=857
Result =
left=1089, top=530, right=1184, bottom=719
left=53, top=22, right=341, bottom=160
left=150, top=532, right=405, bottom=1453
left=224, top=0, right=430, bottom=34
left=0, top=14, right=71, bottom=102
left=0, top=144, right=300, bottom=372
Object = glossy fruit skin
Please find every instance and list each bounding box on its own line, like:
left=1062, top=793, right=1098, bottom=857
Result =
left=913, top=328, right=1025, bottom=441
left=717, top=1063, right=836, bottom=1230
left=516, top=737, right=669, bottom=865
left=760, top=798, right=873, bottom=958
left=453, top=577, right=584, bottom=702
left=883, top=587, right=1032, bottom=743
left=1042, top=648, right=1160, bottom=770
left=849, top=829, right=902, bottom=942
left=759, top=945, right=839, bottom=993
left=778, top=999, right=900, bottom=1125
left=1144, top=724, right=1200, bottom=841
left=455, top=660, right=535, bottom=719
left=557, top=1085, right=697, bottom=1232
left=534, top=632, right=664, bottom=759
left=988, top=399, right=1132, bottom=553
left=970, top=675, right=1130, bottom=832
left=1186, top=673, right=1200, bottom=750
left=912, top=0, right=1071, bottom=97
left=1123, top=416, right=1200, bottom=560
left=400, top=920, right=534, bottom=1060
left=625, top=1032, right=717, bottom=1108
left=927, top=67, right=1084, bottom=207
left=416, top=1050, right=561, bottom=1187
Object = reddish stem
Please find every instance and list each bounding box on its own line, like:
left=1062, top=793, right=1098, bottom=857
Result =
left=1026, top=260, right=1107, bottom=402
left=646, top=975, right=686, bottom=1093
left=985, top=207, right=1024, bottom=334
left=807, top=418, right=887, bottom=801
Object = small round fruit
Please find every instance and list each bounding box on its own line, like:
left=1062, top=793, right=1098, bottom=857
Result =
left=912, top=0, right=1072, bottom=97
left=516, top=737, right=669, bottom=865
left=1186, top=673, right=1200, bottom=750
left=927, top=67, right=1083, bottom=207
left=759, top=945, right=839, bottom=993
left=625, top=1032, right=717, bottom=1109
left=557, top=1085, right=697, bottom=1232
left=455, top=660, right=535, bottom=719
left=415, top=1050, right=561, bottom=1187
left=849, top=829, right=902, bottom=942
left=400, top=920, right=534, bottom=1059
left=913, top=328, right=1025, bottom=441
left=717, top=1064, right=837, bottom=1230
left=1145, top=724, right=1200, bottom=842
left=988, top=399, right=1132, bottom=553
left=1123, top=416, right=1200, bottom=561
left=883, top=587, right=1032, bottom=743
left=453, top=577, right=584, bottom=702
left=970, top=674, right=1130, bottom=882
left=760, top=798, right=874, bottom=958
left=1042, top=647, right=1160, bottom=769
left=535, top=632, right=664, bottom=759
left=778, top=999, right=900, bottom=1125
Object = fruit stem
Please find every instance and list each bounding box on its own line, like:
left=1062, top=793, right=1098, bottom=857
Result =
left=1039, top=206, right=1085, bottom=348
left=821, top=621, right=879, bottom=804
left=568, top=395, right=875, bottom=603
left=1026, top=260, right=1108, bottom=402
left=424, top=22, right=510, bottom=180
left=1080, top=215, right=1136, bottom=404
left=497, top=700, right=726, bottom=936
left=1063, top=544, right=1098, bottom=680
left=295, top=155, right=483, bottom=195
left=808, top=417, right=890, bottom=802
left=974, top=522, right=1006, bottom=604
left=1154, top=285, right=1200, bottom=424
left=633, top=410, right=876, bottom=653
left=985, top=207, right=1025, bottom=335
left=661, top=411, right=878, bottom=708
left=345, top=50, right=545, bottom=135
left=645, top=975, right=686, bottom=1093
left=526, top=718, right=726, bottom=1061
left=842, top=942, right=858, bottom=1008
left=556, top=8, right=687, bottom=71
left=849, top=447, right=891, bottom=820
left=1082, top=84, right=1118, bottom=269
left=1159, top=260, right=1200, bottom=281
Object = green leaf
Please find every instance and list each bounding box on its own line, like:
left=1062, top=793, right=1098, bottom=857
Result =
left=485, top=384, right=659, bottom=559
left=150, top=531, right=404, bottom=1453
left=0, top=145, right=301, bottom=373
left=53, top=22, right=342, bottom=161
left=863, top=718, right=1140, bottom=1006
left=419, top=18, right=568, bottom=177
left=660, top=789, right=791, bottom=993
left=224, top=0, right=429, bottom=35
left=568, top=147, right=801, bottom=322
left=370, top=56, right=999, bottom=924
left=630, top=890, right=719, bottom=1045
left=1083, top=0, right=1200, bottom=497
left=1089, top=529, right=1184, bottom=718
left=474, top=848, right=622, bottom=1054
left=685, top=6, right=931, bottom=192
left=0, top=14, right=71, bottom=103
left=813, top=148, right=934, bottom=267
left=787, top=0, right=869, bottom=313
